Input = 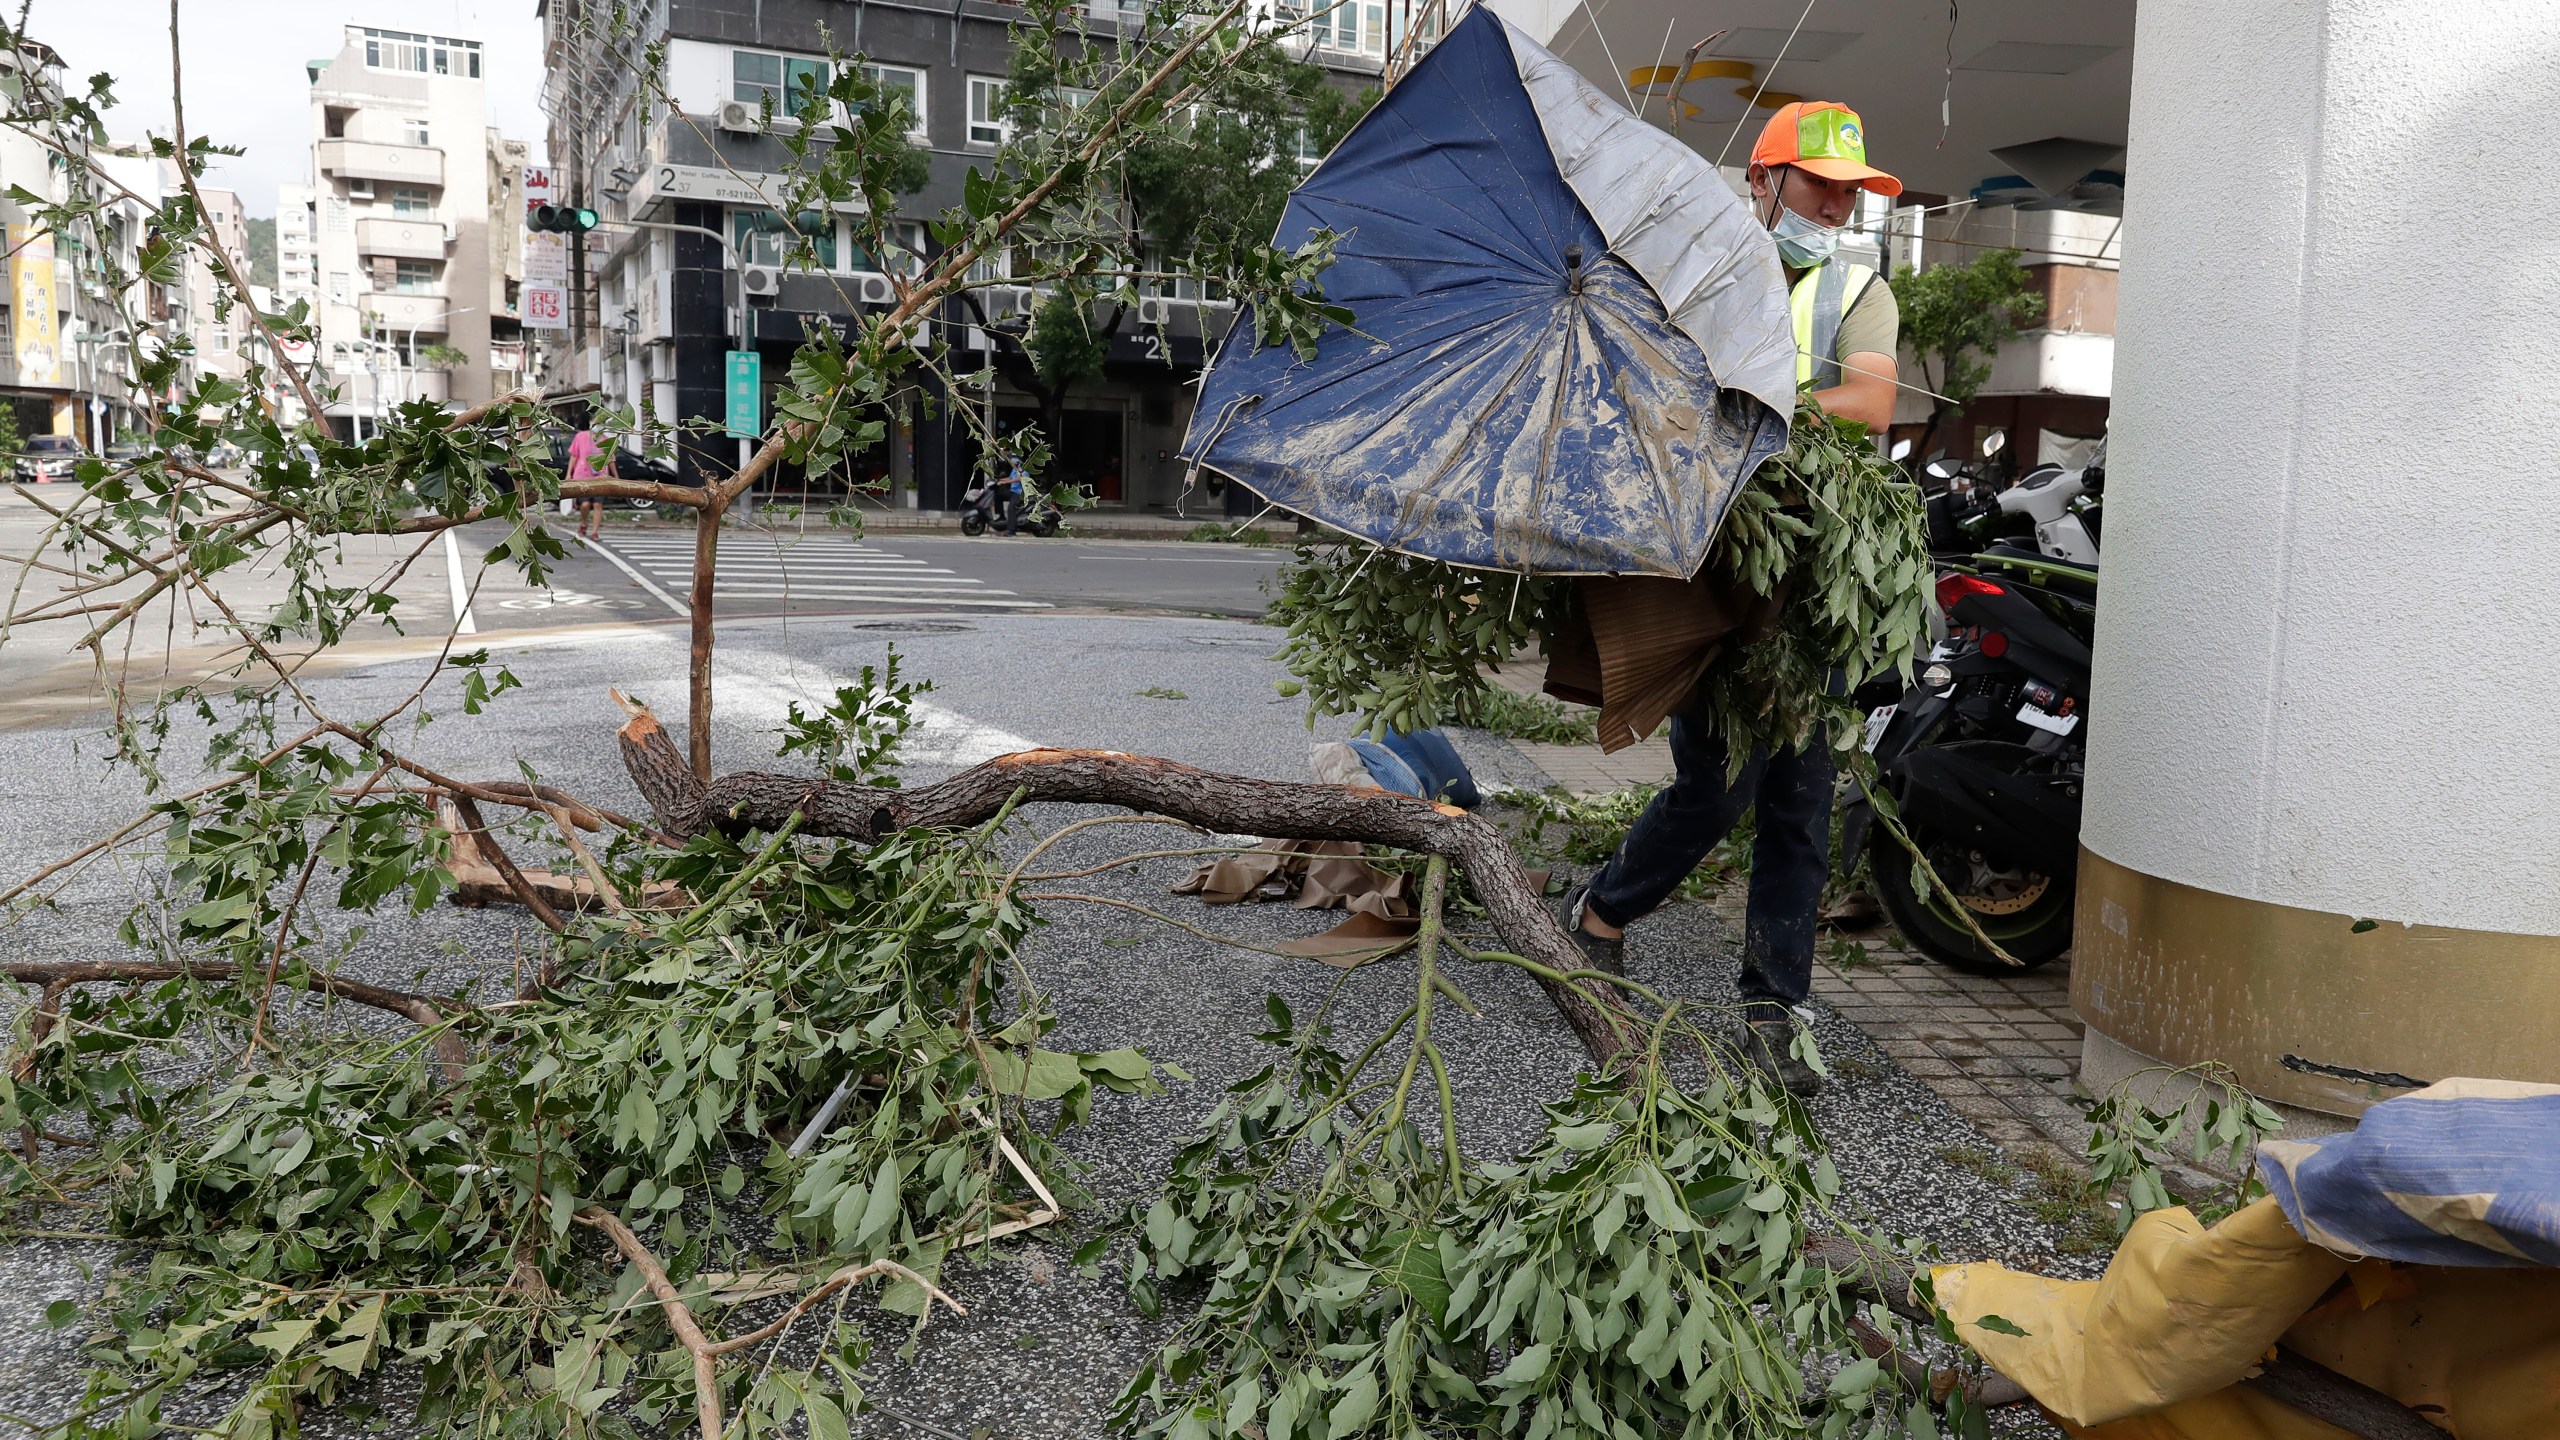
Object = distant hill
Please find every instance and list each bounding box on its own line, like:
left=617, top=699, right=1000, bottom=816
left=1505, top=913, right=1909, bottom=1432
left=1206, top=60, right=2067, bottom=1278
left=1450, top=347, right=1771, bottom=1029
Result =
left=243, top=215, right=276, bottom=289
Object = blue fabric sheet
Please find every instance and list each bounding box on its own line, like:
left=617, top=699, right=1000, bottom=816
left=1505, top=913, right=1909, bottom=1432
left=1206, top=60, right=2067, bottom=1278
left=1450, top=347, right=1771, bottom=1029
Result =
left=1186, top=9, right=1787, bottom=578
left=2256, top=1080, right=2560, bottom=1267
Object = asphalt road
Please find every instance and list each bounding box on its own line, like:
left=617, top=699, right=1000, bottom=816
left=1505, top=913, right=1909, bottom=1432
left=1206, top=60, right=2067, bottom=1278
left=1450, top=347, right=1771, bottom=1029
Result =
left=534, top=523, right=1290, bottom=625
left=0, top=611, right=2085, bottom=1437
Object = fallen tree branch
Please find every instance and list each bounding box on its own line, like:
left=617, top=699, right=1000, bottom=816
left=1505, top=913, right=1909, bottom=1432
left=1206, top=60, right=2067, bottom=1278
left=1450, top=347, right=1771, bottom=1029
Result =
left=0, top=961, right=471, bottom=1084
left=611, top=695, right=1648, bottom=1071
left=447, top=794, right=567, bottom=937
left=574, top=1206, right=722, bottom=1440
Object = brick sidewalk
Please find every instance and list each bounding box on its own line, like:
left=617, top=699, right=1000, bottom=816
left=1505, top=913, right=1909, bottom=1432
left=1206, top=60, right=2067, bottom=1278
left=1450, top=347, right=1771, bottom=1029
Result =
left=1810, top=940, right=2089, bottom=1157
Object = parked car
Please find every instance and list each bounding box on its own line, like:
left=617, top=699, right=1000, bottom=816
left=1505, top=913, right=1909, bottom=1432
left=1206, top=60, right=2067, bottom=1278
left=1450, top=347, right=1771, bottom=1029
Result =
left=14, top=435, right=85, bottom=482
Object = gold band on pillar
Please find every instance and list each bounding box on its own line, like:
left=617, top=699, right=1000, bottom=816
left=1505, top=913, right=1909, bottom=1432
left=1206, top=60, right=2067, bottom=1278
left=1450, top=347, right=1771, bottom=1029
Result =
left=2071, top=847, right=2560, bottom=1118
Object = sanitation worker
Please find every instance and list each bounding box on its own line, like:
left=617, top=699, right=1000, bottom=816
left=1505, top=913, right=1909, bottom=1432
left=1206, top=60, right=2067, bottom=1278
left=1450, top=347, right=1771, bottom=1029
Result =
left=1561, top=102, right=1903, bottom=1098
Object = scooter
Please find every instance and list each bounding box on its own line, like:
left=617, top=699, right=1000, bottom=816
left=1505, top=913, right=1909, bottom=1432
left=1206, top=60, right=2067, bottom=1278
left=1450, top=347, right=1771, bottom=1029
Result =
left=1843, top=429, right=2100, bottom=972
left=958, top=478, right=1062, bottom=537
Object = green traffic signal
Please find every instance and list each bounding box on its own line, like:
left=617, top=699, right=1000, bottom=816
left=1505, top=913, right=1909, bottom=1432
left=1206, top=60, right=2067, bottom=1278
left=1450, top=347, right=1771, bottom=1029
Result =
left=527, top=204, right=599, bottom=233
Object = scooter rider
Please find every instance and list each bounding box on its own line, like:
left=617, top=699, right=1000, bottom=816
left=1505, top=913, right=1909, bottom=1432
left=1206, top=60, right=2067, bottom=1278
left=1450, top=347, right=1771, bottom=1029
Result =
left=997, top=453, right=1033, bottom=536
left=1563, top=102, right=1903, bottom=1098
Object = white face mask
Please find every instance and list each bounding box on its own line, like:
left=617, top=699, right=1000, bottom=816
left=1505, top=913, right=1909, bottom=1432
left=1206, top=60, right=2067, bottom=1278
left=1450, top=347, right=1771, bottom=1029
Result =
left=1769, top=204, right=1840, bottom=269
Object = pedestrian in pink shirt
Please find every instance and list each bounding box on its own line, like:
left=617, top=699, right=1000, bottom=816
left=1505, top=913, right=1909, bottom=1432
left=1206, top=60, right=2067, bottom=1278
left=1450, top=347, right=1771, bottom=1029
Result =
left=567, top=426, right=604, bottom=539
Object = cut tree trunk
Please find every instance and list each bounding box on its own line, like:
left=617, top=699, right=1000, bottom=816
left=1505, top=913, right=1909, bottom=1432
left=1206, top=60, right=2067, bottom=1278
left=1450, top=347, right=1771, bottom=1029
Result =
left=611, top=696, right=1651, bottom=1071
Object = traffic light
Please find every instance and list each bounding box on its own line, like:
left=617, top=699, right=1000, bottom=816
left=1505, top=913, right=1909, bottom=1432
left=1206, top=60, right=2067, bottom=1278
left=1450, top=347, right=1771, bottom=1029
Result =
left=527, top=204, right=599, bottom=233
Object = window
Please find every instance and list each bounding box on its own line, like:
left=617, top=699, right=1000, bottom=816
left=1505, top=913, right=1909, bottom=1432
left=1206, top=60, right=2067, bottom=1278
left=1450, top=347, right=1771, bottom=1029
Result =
left=329, top=271, right=351, bottom=303
left=848, top=220, right=927, bottom=276
left=362, top=29, right=480, bottom=78
left=389, top=187, right=432, bottom=217
left=967, top=76, right=1010, bottom=146
left=731, top=208, right=838, bottom=270
left=856, top=63, right=928, bottom=140
left=208, top=326, right=231, bottom=355
left=325, top=196, right=350, bottom=232
left=392, top=259, right=437, bottom=294
left=733, top=49, right=830, bottom=111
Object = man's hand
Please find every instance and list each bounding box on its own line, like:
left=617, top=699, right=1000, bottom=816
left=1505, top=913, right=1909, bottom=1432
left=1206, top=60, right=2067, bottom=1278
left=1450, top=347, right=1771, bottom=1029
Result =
left=1809, top=349, right=1899, bottom=437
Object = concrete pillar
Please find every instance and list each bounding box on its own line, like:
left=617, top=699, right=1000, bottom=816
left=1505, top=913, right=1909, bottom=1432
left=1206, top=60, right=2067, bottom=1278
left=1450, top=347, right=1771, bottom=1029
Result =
left=2076, top=0, right=2560, bottom=1123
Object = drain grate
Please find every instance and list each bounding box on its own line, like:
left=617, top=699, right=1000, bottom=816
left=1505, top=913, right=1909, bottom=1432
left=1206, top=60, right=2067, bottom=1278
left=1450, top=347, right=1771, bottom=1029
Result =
left=842, top=620, right=975, bottom=634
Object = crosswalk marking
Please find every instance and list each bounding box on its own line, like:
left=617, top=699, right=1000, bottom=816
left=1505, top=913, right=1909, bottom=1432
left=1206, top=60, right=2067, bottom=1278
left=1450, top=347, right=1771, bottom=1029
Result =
left=590, top=532, right=1049, bottom=612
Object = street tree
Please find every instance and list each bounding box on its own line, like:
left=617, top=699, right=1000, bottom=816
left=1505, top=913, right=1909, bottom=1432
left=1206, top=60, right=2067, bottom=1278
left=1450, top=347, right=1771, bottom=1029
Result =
left=1888, top=248, right=2046, bottom=460
left=957, top=39, right=1375, bottom=479
left=0, top=2, right=1983, bottom=1437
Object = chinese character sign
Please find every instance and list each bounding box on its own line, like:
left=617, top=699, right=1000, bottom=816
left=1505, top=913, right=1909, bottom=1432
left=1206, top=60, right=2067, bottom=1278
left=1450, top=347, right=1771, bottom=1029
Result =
left=10, top=227, right=60, bottom=386
left=522, top=284, right=567, bottom=331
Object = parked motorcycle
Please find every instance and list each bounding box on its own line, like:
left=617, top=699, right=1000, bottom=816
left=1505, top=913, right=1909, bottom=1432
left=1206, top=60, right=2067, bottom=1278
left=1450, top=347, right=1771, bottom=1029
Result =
left=1844, top=430, right=2102, bottom=972
left=958, top=478, right=1062, bottom=537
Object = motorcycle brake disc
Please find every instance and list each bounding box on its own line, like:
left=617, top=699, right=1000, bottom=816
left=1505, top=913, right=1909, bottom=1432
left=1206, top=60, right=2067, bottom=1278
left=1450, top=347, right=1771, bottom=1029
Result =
left=1955, top=868, right=2051, bottom=916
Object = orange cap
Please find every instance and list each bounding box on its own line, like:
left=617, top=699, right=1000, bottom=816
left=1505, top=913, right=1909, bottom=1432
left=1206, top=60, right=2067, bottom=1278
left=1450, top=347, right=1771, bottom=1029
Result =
left=1750, top=101, right=1902, bottom=197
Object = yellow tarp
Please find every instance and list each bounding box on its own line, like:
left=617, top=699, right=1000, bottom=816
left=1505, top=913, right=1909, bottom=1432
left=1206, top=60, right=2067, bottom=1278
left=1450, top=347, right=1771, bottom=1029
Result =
left=1932, top=1196, right=2560, bottom=1439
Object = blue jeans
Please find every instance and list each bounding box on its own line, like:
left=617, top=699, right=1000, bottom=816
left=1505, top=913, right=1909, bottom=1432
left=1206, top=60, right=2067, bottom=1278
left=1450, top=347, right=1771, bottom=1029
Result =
left=1582, top=715, right=1835, bottom=1022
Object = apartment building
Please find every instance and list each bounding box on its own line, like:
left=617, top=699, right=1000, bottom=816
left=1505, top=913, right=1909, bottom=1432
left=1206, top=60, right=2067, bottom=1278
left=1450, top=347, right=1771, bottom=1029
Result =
left=276, top=181, right=319, bottom=312
left=0, top=42, right=148, bottom=447
left=304, top=26, right=528, bottom=437
left=539, top=0, right=1386, bottom=510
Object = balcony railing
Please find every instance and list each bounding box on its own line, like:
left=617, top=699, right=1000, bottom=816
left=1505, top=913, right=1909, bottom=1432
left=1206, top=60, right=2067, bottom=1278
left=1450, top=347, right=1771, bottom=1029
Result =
left=355, top=217, right=447, bottom=261
left=317, top=139, right=445, bottom=188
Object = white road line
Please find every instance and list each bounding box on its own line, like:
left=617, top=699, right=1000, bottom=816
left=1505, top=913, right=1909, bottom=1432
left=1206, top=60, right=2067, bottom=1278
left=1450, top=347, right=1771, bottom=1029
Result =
left=441, top=530, right=479, bottom=635
left=582, top=535, right=690, bottom=617
left=681, top=574, right=993, bottom=588
left=636, top=561, right=950, bottom=572
left=1071, top=552, right=1285, bottom=565
left=711, top=584, right=1036, bottom=600
left=608, top=543, right=896, bottom=557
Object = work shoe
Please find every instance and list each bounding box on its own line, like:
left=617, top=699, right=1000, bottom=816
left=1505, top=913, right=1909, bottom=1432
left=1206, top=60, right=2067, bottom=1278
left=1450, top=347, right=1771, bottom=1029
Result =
left=1740, top=1018, right=1824, bottom=1099
left=1558, top=881, right=1626, bottom=976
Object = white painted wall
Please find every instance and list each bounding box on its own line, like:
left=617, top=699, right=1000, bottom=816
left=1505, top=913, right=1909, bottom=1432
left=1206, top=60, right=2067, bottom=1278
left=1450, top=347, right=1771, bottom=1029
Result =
left=665, top=39, right=729, bottom=118
left=2085, top=0, right=2560, bottom=935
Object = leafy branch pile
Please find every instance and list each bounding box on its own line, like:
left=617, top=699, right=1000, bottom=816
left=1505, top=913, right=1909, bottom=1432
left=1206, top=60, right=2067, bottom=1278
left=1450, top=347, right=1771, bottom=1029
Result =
left=1111, top=981, right=1970, bottom=1440
left=1266, top=406, right=1930, bottom=758
left=12, top=719, right=1175, bottom=1435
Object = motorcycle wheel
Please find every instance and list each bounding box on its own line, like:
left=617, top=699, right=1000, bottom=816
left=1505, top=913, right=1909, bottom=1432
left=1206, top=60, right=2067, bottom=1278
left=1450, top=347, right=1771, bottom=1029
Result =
left=1032, top=515, right=1061, bottom=537
left=1867, top=824, right=2074, bottom=973
left=960, top=512, right=987, bottom=537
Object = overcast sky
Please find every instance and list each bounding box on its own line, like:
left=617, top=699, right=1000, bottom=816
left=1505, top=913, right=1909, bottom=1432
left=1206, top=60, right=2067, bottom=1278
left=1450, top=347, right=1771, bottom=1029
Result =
left=24, top=0, right=548, bottom=217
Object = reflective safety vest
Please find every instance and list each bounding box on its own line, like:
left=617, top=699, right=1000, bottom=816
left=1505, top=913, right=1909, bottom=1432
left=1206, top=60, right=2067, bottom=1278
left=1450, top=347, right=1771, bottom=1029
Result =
left=1790, top=261, right=1879, bottom=389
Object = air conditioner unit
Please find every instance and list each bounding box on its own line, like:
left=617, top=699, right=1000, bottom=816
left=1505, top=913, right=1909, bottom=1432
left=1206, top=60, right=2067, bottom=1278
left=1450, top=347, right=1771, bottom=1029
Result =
left=1137, top=296, right=1173, bottom=326
left=740, top=264, right=783, bottom=300
left=347, top=179, right=375, bottom=200
left=857, top=273, right=894, bottom=306
left=716, top=100, right=762, bottom=135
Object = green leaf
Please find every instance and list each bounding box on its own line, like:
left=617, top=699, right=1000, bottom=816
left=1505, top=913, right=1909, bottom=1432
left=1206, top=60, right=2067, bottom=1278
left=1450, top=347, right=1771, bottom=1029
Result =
left=1325, top=1366, right=1379, bottom=1433
left=1491, top=1342, right=1552, bottom=1388
left=1972, top=1313, right=2031, bottom=1337
left=1827, top=1355, right=1882, bottom=1396
left=805, top=1392, right=851, bottom=1440
left=1550, top=1121, right=1616, bottom=1150
left=42, top=1300, right=77, bottom=1328
left=1363, top=1228, right=1450, bottom=1327
left=1085, top=1047, right=1152, bottom=1081
left=2350, top=918, right=2379, bottom=933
